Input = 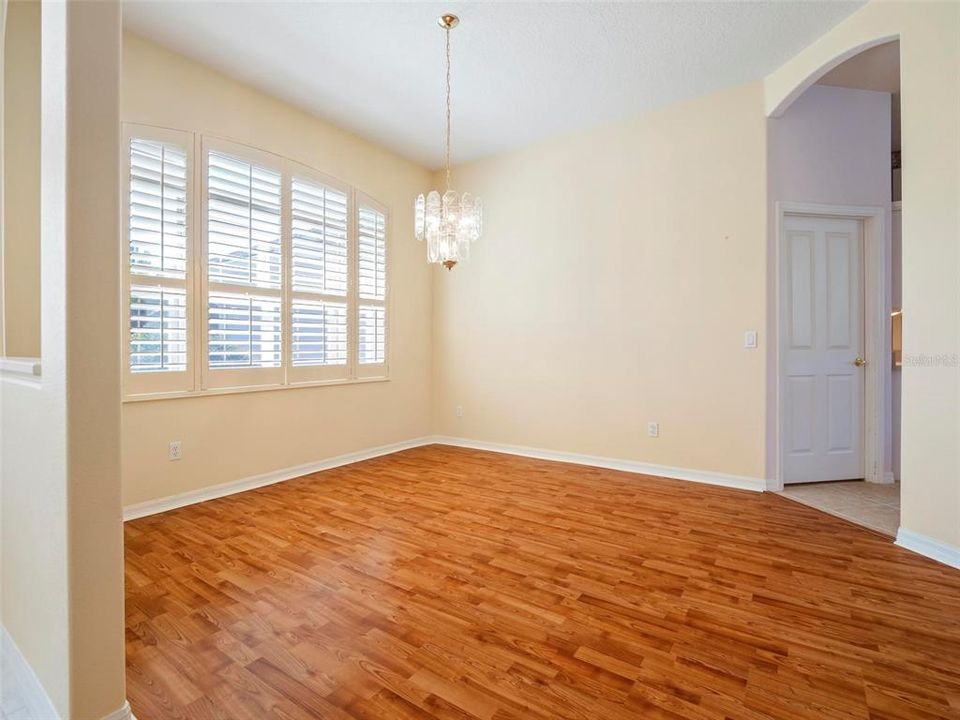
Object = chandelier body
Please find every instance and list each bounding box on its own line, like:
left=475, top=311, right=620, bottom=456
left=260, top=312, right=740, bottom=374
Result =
left=414, top=14, right=482, bottom=270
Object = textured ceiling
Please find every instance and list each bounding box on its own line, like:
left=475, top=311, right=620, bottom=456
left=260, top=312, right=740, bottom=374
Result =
left=123, top=1, right=865, bottom=168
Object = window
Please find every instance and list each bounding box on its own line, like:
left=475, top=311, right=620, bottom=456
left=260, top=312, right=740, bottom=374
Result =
left=201, top=140, right=285, bottom=389
left=123, top=126, right=194, bottom=395
left=123, top=126, right=389, bottom=399
left=288, top=170, right=352, bottom=383
left=356, top=196, right=388, bottom=375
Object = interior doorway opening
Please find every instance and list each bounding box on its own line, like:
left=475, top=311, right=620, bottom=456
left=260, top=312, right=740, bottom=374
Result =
left=769, top=40, right=901, bottom=537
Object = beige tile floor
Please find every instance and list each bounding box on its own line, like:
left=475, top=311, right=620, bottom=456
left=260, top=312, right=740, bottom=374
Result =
left=0, top=661, right=34, bottom=720
left=778, top=480, right=900, bottom=536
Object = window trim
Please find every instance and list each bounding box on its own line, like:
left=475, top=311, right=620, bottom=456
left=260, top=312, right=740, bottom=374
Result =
left=121, top=124, right=391, bottom=402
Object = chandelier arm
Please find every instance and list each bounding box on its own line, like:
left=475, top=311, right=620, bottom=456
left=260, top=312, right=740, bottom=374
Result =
left=445, top=25, right=452, bottom=192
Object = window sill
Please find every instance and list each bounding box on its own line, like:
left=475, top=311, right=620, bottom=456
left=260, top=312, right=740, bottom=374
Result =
left=123, top=374, right=389, bottom=403
left=0, top=356, right=41, bottom=376
left=0, top=357, right=42, bottom=388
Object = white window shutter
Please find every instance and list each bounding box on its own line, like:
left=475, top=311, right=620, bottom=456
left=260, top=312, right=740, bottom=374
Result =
left=203, top=141, right=285, bottom=387
left=355, top=197, right=388, bottom=376
left=124, top=128, right=391, bottom=398
left=291, top=179, right=348, bottom=295
left=358, top=206, right=386, bottom=300
left=207, top=151, right=282, bottom=289
left=129, top=139, right=188, bottom=278
left=129, top=285, right=188, bottom=372
left=124, top=126, right=195, bottom=397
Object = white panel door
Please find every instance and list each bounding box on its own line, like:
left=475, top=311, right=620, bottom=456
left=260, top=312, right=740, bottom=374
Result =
left=781, top=215, right=864, bottom=483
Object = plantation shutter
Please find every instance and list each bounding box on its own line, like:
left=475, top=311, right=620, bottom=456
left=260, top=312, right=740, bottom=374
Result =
left=124, top=128, right=391, bottom=398
left=124, top=128, right=195, bottom=396
left=203, top=140, right=284, bottom=387
left=288, top=172, right=352, bottom=381
left=358, top=205, right=386, bottom=301
left=356, top=198, right=387, bottom=375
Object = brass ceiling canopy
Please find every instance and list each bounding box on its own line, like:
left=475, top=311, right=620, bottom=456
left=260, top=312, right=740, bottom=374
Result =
left=437, top=14, right=459, bottom=30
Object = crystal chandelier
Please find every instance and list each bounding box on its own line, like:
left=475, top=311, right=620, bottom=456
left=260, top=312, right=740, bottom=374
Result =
left=414, top=13, right=482, bottom=270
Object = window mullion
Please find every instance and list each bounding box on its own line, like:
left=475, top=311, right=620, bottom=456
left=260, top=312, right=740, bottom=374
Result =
left=191, top=131, right=202, bottom=392
left=290, top=289, right=346, bottom=304
left=199, top=135, right=210, bottom=391
left=348, top=189, right=359, bottom=379
left=207, top=280, right=282, bottom=298
left=281, top=164, right=292, bottom=383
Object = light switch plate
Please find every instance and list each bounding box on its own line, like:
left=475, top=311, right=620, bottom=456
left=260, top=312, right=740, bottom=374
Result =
left=744, top=330, right=758, bottom=349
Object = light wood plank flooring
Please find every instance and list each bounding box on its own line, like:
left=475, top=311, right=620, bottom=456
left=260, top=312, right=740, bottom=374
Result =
left=125, top=445, right=960, bottom=719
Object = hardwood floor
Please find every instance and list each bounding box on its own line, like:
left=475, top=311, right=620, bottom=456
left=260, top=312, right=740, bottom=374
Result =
left=125, top=445, right=960, bottom=719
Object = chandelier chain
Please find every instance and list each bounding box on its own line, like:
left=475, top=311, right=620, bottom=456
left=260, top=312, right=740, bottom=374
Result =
left=445, top=26, right=452, bottom=191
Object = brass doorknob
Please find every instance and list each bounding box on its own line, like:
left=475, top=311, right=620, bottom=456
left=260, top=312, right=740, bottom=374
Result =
left=854, top=357, right=867, bottom=367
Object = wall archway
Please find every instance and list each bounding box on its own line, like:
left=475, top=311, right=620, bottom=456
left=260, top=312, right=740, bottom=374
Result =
left=767, top=34, right=898, bottom=117
left=762, top=0, right=960, bottom=563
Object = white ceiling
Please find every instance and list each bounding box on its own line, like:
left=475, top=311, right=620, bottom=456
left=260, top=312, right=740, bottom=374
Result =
left=123, top=1, right=865, bottom=168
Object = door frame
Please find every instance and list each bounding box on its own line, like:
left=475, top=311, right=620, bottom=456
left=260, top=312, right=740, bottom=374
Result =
left=772, top=201, right=889, bottom=491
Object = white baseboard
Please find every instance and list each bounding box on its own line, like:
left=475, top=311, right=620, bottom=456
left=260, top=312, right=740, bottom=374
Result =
left=1, top=626, right=136, bottom=720
left=896, top=528, right=960, bottom=570
left=123, top=434, right=766, bottom=521
left=102, top=700, right=136, bottom=720
left=123, top=437, right=435, bottom=520
left=432, top=436, right=765, bottom=492
left=1, top=624, right=61, bottom=720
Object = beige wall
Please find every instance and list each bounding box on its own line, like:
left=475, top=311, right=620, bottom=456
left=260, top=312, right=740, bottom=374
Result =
left=433, top=82, right=768, bottom=481
left=766, top=0, right=960, bottom=550
left=2, top=2, right=126, bottom=718
left=121, top=34, right=434, bottom=507
left=122, top=0, right=959, bottom=558
left=1, top=379, right=70, bottom=714
left=2, top=0, right=41, bottom=357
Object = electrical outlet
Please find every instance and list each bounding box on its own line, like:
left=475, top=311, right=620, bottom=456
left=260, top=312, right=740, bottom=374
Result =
left=455, top=405, right=464, bottom=418
left=647, top=422, right=659, bottom=438
left=168, top=440, right=182, bottom=461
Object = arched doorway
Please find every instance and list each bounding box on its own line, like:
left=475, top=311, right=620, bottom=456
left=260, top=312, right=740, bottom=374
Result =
left=767, top=40, right=902, bottom=538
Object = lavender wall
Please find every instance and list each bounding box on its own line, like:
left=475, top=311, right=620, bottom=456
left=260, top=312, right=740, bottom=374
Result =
left=769, top=84, right=891, bottom=206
